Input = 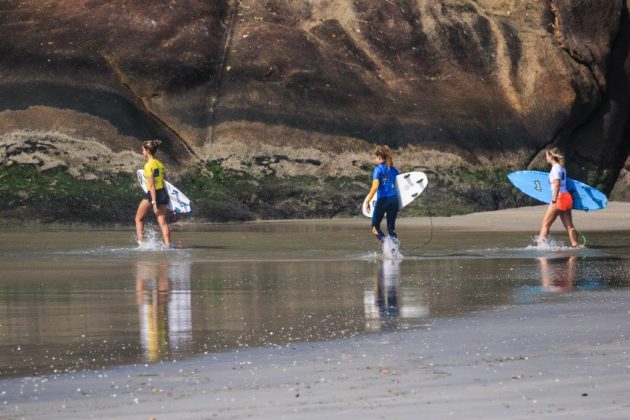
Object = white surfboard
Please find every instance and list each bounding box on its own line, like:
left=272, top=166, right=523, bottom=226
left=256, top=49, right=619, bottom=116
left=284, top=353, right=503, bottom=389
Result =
left=136, top=169, right=192, bottom=214
left=362, top=171, right=428, bottom=218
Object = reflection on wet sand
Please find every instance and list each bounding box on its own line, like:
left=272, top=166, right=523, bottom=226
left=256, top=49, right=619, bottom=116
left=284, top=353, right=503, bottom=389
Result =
left=2, top=225, right=630, bottom=378
left=135, top=260, right=192, bottom=362
left=364, top=259, right=429, bottom=332
left=514, top=255, right=613, bottom=304
left=539, top=256, right=576, bottom=292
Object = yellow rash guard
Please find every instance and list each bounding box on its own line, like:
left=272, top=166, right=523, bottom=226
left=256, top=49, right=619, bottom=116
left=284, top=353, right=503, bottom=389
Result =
left=143, top=158, right=165, bottom=190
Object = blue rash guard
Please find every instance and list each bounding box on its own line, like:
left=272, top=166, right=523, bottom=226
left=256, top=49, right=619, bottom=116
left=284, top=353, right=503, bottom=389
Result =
left=372, top=163, right=399, bottom=199
left=371, top=163, right=400, bottom=239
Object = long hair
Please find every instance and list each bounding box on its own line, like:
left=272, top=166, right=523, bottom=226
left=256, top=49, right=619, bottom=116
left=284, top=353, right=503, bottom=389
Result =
left=546, top=147, right=565, bottom=166
left=374, top=145, right=394, bottom=168
left=142, top=140, right=162, bottom=156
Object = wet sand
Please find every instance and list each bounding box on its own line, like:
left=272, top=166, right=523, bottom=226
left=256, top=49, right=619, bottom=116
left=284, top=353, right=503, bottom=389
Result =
left=2, top=204, right=630, bottom=419
left=3, top=289, right=628, bottom=419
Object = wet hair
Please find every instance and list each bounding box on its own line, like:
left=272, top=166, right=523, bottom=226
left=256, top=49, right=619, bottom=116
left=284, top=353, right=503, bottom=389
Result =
left=142, top=140, right=162, bottom=155
left=374, top=145, right=394, bottom=168
left=546, top=147, right=565, bottom=166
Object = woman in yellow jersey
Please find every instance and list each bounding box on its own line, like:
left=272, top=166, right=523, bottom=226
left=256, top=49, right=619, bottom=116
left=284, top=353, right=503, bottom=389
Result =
left=135, top=140, right=171, bottom=247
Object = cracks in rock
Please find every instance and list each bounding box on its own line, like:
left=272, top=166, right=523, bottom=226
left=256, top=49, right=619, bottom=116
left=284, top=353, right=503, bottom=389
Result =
left=525, top=138, right=556, bottom=169
left=249, top=154, right=322, bottom=176
left=601, top=2, right=630, bottom=193
left=549, top=1, right=565, bottom=51
left=545, top=0, right=630, bottom=194
left=306, top=1, right=399, bottom=89
left=3, top=139, right=54, bottom=157
left=548, top=0, right=606, bottom=94
left=469, top=1, right=523, bottom=112
left=208, top=0, right=240, bottom=144
left=100, top=52, right=198, bottom=160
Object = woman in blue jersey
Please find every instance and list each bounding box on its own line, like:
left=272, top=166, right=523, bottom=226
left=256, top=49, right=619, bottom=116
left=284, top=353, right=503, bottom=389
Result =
left=539, top=147, right=579, bottom=247
left=364, top=145, right=400, bottom=242
left=135, top=140, right=171, bottom=248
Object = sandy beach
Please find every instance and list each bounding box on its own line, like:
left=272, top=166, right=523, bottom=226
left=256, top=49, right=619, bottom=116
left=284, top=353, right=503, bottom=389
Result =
left=261, top=202, right=630, bottom=232
left=1, top=204, right=629, bottom=419
left=399, top=201, right=630, bottom=232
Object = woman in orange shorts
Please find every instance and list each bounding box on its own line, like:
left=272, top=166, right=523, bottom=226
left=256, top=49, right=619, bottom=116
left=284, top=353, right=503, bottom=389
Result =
left=538, top=147, right=579, bottom=247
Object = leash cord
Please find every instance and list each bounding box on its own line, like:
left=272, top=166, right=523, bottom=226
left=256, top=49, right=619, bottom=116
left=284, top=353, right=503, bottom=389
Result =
left=577, top=230, right=587, bottom=247
left=403, top=197, right=433, bottom=256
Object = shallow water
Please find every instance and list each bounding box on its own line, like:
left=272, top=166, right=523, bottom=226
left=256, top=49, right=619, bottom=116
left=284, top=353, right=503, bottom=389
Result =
left=0, top=222, right=629, bottom=378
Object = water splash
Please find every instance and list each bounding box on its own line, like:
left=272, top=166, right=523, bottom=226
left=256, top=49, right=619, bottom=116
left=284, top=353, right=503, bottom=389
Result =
left=528, top=235, right=573, bottom=251
left=357, top=250, right=381, bottom=261
left=382, top=236, right=403, bottom=260
left=136, top=228, right=168, bottom=251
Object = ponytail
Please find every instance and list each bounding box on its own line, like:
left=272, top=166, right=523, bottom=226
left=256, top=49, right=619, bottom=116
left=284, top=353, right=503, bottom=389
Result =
left=374, top=145, right=394, bottom=168
left=142, top=140, right=162, bottom=156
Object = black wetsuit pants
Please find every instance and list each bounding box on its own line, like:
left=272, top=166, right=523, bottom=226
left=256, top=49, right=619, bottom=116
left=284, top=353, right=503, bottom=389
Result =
left=371, top=195, right=398, bottom=238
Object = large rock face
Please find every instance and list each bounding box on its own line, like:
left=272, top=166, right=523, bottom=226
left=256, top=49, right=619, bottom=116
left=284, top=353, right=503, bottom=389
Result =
left=1, top=0, right=629, bottom=220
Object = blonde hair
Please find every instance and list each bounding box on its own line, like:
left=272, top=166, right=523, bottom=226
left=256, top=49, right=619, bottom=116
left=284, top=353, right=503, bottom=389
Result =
left=546, top=147, right=565, bottom=166
left=374, top=145, right=394, bottom=168
left=142, top=140, right=162, bottom=155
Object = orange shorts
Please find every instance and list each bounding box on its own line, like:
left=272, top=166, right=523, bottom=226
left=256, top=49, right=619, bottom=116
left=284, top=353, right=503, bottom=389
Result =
left=556, top=191, right=573, bottom=211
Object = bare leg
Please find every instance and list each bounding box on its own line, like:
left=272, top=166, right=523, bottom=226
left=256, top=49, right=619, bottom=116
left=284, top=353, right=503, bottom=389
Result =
left=135, top=278, right=144, bottom=307
left=156, top=205, right=171, bottom=246
left=539, top=257, right=551, bottom=287
left=539, top=204, right=559, bottom=240
left=559, top=210, right=579, bottom=247
left=135, top=200, right=151, bottom=244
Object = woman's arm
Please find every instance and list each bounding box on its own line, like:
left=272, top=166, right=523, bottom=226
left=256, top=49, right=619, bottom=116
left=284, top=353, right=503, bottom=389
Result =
left=365, top=179, right=379, bottom=204
left=552, top=179, right=560, bottom=204
left=146, top=174, right=158, bottom=211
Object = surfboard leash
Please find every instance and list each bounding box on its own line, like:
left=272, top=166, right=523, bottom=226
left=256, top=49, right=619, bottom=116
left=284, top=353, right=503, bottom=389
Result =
left=403, top=197, right=434, bottom=256
left=577, top=230, right=588, bottom=247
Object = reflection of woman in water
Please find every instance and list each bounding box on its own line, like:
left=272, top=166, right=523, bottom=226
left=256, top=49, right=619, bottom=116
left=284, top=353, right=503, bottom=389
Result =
left=539, top=256, right=576, bottom=292
left=539, top=148, right=579, bottom=247
left=376, top=259, right=400, bottom=317
left=364, top=259, right=429, bottom=331
left=135, top=140, right=171, bottom=247
left=135, top=260, right=192, bottom=362
left=364, top=145, right=400, bottom=243
left=136, top=261, right=170, bottom=362
left=365, top=259, right=401, bottom=332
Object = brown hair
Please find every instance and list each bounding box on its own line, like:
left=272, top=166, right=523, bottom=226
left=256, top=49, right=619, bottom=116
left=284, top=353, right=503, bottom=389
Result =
left=374, top=145, right=394, bottom=168
left=142, top=140, right=162, bottom=156
left=546, top=147, right=565, bottom=166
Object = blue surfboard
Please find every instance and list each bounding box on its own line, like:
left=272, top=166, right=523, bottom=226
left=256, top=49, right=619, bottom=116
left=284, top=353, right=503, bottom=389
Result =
left=508, top=170, right=607, bottom=211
